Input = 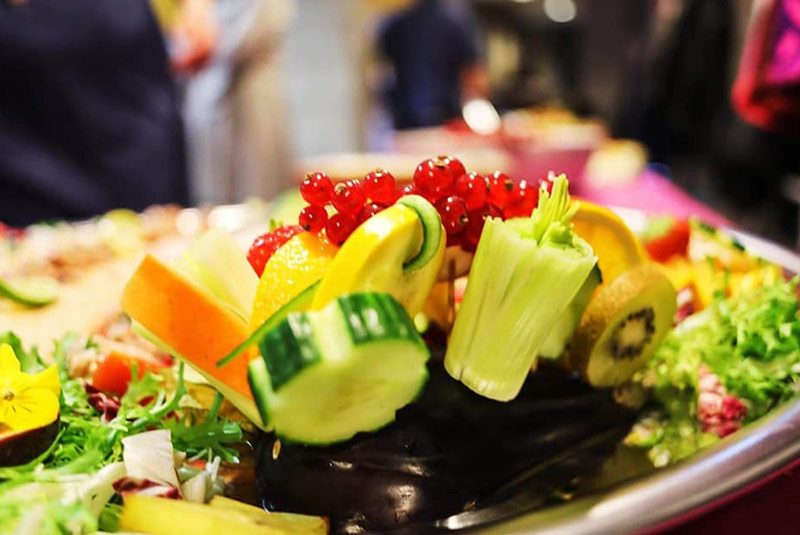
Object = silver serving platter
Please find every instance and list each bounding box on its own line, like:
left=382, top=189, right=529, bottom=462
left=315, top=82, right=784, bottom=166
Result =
left=456, top=211, right=800, bottom=535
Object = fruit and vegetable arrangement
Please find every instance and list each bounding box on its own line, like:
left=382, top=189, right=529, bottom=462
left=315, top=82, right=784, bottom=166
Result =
left=1, top=156, right=799, bottom=534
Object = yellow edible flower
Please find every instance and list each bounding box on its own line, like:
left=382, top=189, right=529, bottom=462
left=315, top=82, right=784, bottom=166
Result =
left=0, top=343, right=61, bottom=431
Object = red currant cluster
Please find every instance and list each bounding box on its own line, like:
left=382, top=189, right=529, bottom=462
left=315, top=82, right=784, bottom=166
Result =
left=247, top=155, right=553, bottom=275
left=404, top=156, right=553, bottom=251
left=297, top=169, right=398, bottom=246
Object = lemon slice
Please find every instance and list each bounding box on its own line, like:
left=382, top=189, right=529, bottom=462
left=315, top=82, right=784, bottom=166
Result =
left=572, top=200, right=646, bottom=285
left=250, top=232, right=338, bottom=332
left=311, top=197, right=445, bottom=316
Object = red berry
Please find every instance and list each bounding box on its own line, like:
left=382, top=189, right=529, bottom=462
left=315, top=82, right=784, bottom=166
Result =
left=358, top=202, right=384, bottom=223
left=413, top=158, right=453, bottom=202
left=247, top=225, right=302, bottom=276
left=487, top=171, right=514, bottom=208
left=438, top=154, right=466, bottom=181
left=326, top=213, right=358, bottom=245
left=301, top=172, right=334, bottom=207
left=453, top=172, right=488, bottom=211
left=364, top=169, right=397, bottom=204
left=505, top=179, right=538, bottom=219
left=435, top=195, right=468, bottom=235
left=465, top=204, right=502, bottom=250
left=398, top=183, right=418, bottom=197
left=331, top=180, right=366, bottom=216
left=298, top=205, right=328, bottom=233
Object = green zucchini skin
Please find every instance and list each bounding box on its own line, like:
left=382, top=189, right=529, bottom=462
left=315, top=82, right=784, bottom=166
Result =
left=396, top=195, right=443, bottom=272
left=248, top=292, right=430, bottom=444
left=217, top=280, right=319, bottom=368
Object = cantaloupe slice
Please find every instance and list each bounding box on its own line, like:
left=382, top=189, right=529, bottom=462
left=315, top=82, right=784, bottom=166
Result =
left=121, top=254, right=251, bottom=400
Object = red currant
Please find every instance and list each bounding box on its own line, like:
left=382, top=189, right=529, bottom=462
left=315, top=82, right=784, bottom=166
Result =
left=325, top=213, right=358, bottom=245
left=505, top=179, right=538, bottom=219
left=247, top=225, right=302, bottom=276
left=413, top=158, right=453, bottom=202
left=453, top=171, right=488, bottom=211
left=398, top=183, right=418, bottom=197
left=331, top=179, right=366, bottom=216
left=438, top=154, right=466, bottom=181
left=364, top=169, right=397, bottom=204
left=487, top=171, right=514, bottom=208
left=358, top=202, right=384, bottom=223
left=298, top=205, right=328, bottom=233
left=435, top=195, right=468, bottom=235
left=300, top=172, right=334, bottom=207
left=465, top=204, right=502, bottom=250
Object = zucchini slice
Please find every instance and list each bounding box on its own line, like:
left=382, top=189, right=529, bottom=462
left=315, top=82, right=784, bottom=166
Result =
left=248, top=292, right=429, bottom=445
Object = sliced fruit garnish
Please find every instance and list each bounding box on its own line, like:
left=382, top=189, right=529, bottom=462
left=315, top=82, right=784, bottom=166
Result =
left=121, top=255, right=259, bottom=425
left=173, top=228, right=258, bottom=321
left=569, top=263, right=676, bottom=387
left=248, top=292, right=429, bottom=445
left=311, top=195, right=445, bottom=316
left=572, top=201, right=646, bottom=285
left=120, top=494, right=327, bottom=535
left=250, top=231, right=337, bottom=333
left=0, top=276, right=60, bottom=307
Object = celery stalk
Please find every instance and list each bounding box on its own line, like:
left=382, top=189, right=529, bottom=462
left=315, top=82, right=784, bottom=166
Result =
left=444, top=175, right=597, bottom=401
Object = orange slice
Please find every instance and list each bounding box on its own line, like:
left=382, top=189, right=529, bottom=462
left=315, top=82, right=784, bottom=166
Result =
left=572, top=201, right=646, bottom=285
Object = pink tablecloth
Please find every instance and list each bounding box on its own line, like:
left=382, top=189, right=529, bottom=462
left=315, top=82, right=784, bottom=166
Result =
left=578, top=169, right=733, bottom=228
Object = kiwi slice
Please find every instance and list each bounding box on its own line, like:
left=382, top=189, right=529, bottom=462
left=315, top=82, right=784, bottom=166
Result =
left=570, top=264, right=676, bottom=387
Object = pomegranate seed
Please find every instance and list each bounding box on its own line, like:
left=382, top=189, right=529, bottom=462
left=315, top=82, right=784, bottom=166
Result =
left=298, top=205, right=328, bottom=233
left=247, top=225, right=302, bottom=276
left=331, top=180, right=366, bottom=216
left=505, top=179, right=538, bottom=219
left=358, top=202, right=385, bottom=223
left=435, top=195, right=468, bottom=235
left=465, top=204, right=502, bottom=250
left=413, top=158, right=453, bottom=202
left=326, top=213, right=358, bottom=245
left=438, top=154, right=466, bottom=181
left=300, top=172, right=334, bottom=207
left=364, top=169, right=397, bottom=204
left=453, top=171, right=488, bottom=211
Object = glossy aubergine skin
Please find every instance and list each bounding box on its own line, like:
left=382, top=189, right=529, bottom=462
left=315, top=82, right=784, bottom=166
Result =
left=255, top=364, right=637, bottom=534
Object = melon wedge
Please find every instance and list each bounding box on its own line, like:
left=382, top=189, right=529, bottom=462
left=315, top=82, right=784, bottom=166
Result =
left=121, top=255, right=253, bottom=412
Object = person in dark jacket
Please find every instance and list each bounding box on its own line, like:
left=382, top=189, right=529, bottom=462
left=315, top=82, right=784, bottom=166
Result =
left=378, top=0, right=485, bottom=130
left=0, top=0, right=188, bottom=227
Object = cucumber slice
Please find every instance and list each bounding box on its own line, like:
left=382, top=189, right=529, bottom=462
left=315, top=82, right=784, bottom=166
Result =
left=248, top=292, right=429, bottom=445
left=396, top=195, right=444, bottom=271
left=217, top=281, right=318, bottom=368
left=0, top=276, right=60, bottom=307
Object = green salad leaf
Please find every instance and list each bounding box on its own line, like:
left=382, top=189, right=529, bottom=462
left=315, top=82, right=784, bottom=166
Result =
left=630, top=278, right=800, bottom=465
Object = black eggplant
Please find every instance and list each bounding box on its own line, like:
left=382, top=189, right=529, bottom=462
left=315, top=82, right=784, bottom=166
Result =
left=254, top=364, right=638, bottom=534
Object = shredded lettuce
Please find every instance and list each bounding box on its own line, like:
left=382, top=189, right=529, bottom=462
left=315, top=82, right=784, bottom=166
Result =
left=629, top=279, right=800, bottom=465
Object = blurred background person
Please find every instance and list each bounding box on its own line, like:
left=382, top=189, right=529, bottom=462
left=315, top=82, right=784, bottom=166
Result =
left=162, top=0, right=295, bottom=205
left=0, top=0, right=187, bottom=227
left=377, top=0, right=487, bottom=130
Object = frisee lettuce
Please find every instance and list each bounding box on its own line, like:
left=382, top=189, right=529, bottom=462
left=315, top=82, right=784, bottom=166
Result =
left=0, top=331, right=244, bottom=533
left=629, top=278, right=800, bottom=465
